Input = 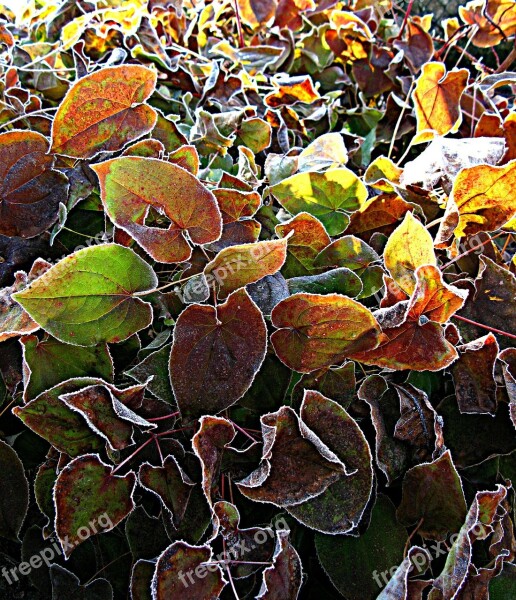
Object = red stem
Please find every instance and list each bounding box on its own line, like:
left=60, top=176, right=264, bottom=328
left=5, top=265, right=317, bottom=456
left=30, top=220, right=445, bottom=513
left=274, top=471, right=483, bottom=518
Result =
left=396, top=0, right=415, bottom=40
left=147, top=411, right=180, bottom=422
left=233, top=0, right=245, bottom=49
left=453, top=314, right=516, bottom=340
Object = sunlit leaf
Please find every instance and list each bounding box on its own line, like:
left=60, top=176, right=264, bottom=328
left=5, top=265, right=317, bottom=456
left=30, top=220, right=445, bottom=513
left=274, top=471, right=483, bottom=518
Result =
left=270, top=168, right=368, bottom=236
left=271, top=293, right=381, bottom=373
left=14, top=244, right=157, bottom=346
left=412, top=61, right=469, bottom=143
left=51, top=65, right=157, bottom=158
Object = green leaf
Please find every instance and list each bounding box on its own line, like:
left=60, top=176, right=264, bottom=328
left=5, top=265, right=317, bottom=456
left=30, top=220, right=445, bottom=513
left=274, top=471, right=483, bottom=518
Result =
left=0, top=440, right=29, bottom=541
left=14, top=244, right=157, bottom=346
left=270, top=168, right=368, bottom=236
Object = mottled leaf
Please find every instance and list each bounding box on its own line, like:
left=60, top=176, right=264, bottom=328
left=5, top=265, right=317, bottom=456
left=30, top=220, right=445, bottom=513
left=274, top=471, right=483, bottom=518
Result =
left=92, top=157, right=222, bottom=263
left=54, top=454, right=136, bottom=557
left=170, top=289, right=267, bottom=420
left=287, top=267, right=362, bottom=297
left=271, top=293, right=381, bottom=373
left=51, top=65, right=157, bottom=158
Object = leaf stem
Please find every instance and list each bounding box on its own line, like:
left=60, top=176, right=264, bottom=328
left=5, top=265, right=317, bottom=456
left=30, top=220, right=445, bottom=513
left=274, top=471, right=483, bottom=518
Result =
left=132, top=272, right=199, bottom=296
left=453, top=314, right=516, bottom=340
left=232, top=0, right=245, bottom=49
left=441, top=231, right=505, bottom=269
left=395, top=0, right=415, bottom=40
left=147, top=411, right=180, bottom=422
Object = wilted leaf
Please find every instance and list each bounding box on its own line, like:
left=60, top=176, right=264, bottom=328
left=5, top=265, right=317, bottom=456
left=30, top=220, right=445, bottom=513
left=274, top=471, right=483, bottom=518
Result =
left=51, top=65, right=157, bottom=158
left=92, top=157, right=222, bottom=263
left=237, top=404, right=346, bottom=506
left=451, top=160, right=516, bottom=237
left=498, top=347, right=516, bottom=429
left=139, top=456, right=194, bottom=527
left=452, top=334, right=499, bottom=414
left=170, top=289, right=267, bottom=420
left=271, top=292, right=381, bottom=372
left=378, top=546, right=431, bottom=600
left=152, top=541, right=225, bottom=600
left=0, top=440, right=29, bottom=541
left=54, top=454, right=136, bottom=557
left=286, top=391, right=374, bottom=534
left=412, top=62, right=469, bottom=143
left=351, top=265, right=467, bottom=371
left=383, top=212, right=436, bottom=295
left=14, top=244, right=157, bottom=346
left=0, top=130, right=68, bottom=238
left=257, top=530, right=303, bottom=600
left=397, top=450, right=467, bottom=540
left=13, top=378, right=105, bottom=456
left=60, top=384, right=155, bottom=451
left=204, top=238, right=288, bottom=298
left=21, top=334, right=113, bottom=401
left=270, top=168, right=368, bottom=236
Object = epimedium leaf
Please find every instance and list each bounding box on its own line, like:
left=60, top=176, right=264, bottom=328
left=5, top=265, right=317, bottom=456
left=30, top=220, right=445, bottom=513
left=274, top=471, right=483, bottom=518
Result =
left=204, top=237, right=288, bottom=298
left=431, top=485, right=509, bottom=599
left=54, top=454, right=136, bottom=557
left=287, top=267, right=363, bottom=298
left=13, top=244, right=158, bottom=346
left=412, top=61, right=469, bottom=143
left=275, top=212, right=330, bottom=277
left=358, top=375, right=410, bottom=484
left=192, top=416, right=237, bottom=506
left=51, top=65, right=157, bottom=158
left=126, top=343, right=175, bottom=405
left=236, top=404, right=347, bottom=507
left=377, top=545, right=432, bottom=600
left=451, top=160, right=516, bottom=237
left=91, top=157, right=222, bottom=264
left=170, top=288, right=267, bottom=420
left=13, top=378, right=105, bottom=457
left=270, top=292, right=381, bottom=373
left=351, top=265, right=467, bottom=371
left=291, top=362, right=356, bottom=410
left=452, top=333, right=499, bottom=415
left=396, top=450, right=467, bottom=540
left=270, top=168, right=368, bottom=236
left=21, top=334, right=114, bottom=401
left=50, top=564, right=113, bottom=600
left=257, top=530, right=303, bottom=600
left=0, top=130, right=69, bottom=238
left=0, top=440, right=29, bottom=541
left=286, top=390, right=374, bottom=534
left=383, top=212, right=436, bottom=295
left=315, top=495, right=408, bottom=600
left=247, top=272, right=290, bottom=315
left=213, top=187, right=261, bottom=224
left=138, top=456, right=195, bottom=527
left=151, top=541, right=225, bottom=600
left=60, top=384, right=156, bottom=451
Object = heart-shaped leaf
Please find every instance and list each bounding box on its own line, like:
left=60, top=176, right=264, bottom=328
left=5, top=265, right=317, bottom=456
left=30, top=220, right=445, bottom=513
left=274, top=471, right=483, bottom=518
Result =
left=54, top=454, right=136, bottom=557
left=51, top=65, right=157, bottom=158
left=170, top=289, right=267, bottom=420
left=14, top=244, right=157, bottom=346
left=92, top=157, right=222, bottom=263
left=271, top=293, right=381, bottom=372
left=270, top=168, right=367, bottom=236
left=0, top=130, right=68, bottom=238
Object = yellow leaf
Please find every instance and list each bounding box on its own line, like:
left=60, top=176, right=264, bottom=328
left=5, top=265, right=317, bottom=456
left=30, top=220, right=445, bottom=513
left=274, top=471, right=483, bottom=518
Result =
left=384, top=212, right=436, bottom=295
left=452, top=160, right=516, bottom=237
left=412, top=62, right=469, bottom=144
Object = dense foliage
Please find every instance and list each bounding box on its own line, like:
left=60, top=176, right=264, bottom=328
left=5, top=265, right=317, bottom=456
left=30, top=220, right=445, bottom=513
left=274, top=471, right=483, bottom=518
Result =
left=0, top=1, right=515, bottom=599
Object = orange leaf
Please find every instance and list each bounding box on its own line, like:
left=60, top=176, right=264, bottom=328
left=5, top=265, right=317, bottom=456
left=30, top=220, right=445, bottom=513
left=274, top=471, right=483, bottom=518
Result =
left=451, top=160, right=516, bottom=237
left=265, top=76, right=320, bottom=107
left=412, top=62, right=469, bottom=143
left=460, top=0, right=516, bottom=47
left=51, top=65, right=157, bottom=158
left=271, top=293, right=381, bottom=373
